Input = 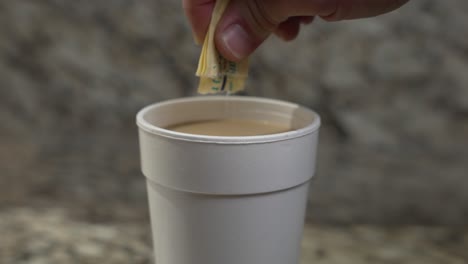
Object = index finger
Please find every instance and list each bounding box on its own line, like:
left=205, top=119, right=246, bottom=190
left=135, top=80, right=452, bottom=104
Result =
left=182, top=0, right=215, bottom=44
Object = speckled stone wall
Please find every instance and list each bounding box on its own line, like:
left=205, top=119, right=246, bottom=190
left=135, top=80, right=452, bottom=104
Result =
left=1, top=0, right=467, bottom=224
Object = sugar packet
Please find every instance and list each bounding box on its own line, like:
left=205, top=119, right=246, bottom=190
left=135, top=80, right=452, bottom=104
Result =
left=196, top=0, right=249, bottom=94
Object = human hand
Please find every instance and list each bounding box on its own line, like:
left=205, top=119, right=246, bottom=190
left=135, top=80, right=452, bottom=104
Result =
left=183, top=0, right=409, bottom=61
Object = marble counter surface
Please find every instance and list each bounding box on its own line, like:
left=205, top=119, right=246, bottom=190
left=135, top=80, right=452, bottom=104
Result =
left=1, top=208, right=467, bottom=264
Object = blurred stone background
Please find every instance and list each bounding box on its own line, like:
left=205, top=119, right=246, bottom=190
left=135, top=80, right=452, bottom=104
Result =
left=0, top=0, right=467, bottom=225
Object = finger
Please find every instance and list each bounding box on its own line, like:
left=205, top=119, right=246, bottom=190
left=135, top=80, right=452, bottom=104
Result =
left=322, top=0, right=410, bottom=21
left=300, top=16, right=315, bottom=25
left=182, top=0, right=215, bottom=44
left=274, top=17, right=302, bottom=41
left=213, top=0, right=409, bottom=61
left=214, top=0, right=337, bottom=61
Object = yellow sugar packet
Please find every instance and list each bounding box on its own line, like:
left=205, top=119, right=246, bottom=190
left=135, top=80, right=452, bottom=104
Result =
left=196, top=0, right=249, bottom=94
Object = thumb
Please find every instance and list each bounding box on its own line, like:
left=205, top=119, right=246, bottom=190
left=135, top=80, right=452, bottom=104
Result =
left=214, top=0, right=337, bottom=62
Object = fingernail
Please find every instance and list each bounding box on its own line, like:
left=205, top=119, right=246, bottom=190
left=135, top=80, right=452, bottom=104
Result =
left=194, top=38, right=202, bottom=46
left=221, top=24, right=252, bottom=60
left=193, top=32, right=203, bottom=45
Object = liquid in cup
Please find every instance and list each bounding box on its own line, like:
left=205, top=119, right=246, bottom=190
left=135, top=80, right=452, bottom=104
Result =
left=166, top=118, right=291, bottom=136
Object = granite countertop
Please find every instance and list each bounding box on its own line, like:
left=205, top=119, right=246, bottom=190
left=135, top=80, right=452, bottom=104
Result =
left=1, top=208, right=467, bottom=264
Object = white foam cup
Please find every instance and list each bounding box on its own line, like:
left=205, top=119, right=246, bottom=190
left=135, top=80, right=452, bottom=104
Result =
left=137, top=96, right=320, bottom=264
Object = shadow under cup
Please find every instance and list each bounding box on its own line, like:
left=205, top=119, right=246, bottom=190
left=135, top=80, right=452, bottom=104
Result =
left=137, top=96, right=320, bottom=264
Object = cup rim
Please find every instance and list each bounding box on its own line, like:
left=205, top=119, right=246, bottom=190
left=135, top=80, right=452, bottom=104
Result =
left=136, top=96, right=320, bottom=144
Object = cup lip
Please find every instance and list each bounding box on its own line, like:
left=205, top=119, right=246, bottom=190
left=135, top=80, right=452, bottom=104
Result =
left=136, top=96, right=321, bottom=144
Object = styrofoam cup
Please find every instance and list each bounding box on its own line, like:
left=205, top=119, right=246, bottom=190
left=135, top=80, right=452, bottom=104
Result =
left=137, top=96, right=320, bottom=264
